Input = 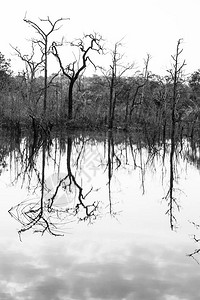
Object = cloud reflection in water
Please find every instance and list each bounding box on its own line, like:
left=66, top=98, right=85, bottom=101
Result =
left=0, top=229, right=200, bottom=300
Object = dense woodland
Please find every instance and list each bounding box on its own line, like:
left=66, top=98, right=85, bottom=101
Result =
left=0, top=17, right=200, bottom=141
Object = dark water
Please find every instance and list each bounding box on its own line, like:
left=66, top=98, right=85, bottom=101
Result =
left=1, top=129, right=200, bottom=299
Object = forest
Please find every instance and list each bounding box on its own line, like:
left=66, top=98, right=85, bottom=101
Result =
left=0, top=16, right=200, bottom=142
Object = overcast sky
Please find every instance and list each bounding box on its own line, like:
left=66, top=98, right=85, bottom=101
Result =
left=1, top=0, right=200, bottom=76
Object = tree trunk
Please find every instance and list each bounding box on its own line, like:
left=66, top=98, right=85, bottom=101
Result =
left=68, top=82, right=74, bottom=120
left=44, top=38, right=48, bottom=114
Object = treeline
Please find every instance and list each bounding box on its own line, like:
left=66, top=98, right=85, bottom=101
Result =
left=0, top=17, right=200, bottom=138
left=1, top=65, right=200, bottom=132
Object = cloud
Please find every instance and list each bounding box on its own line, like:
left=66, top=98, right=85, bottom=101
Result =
left=1, top=240, right=200, bottom=300
left=0, top=291, right=14, bottom=300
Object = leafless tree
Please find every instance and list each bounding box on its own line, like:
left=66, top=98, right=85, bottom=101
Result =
left=101, top=40, right=134, bottom=129
left=164, top=39, right=186, bottom=230
left=11, top=42, right=45, bottom=114
left=22, top=16, right=69, bottom=114
left=128, top=54, right=151, bottom=123
left=51, top=33, right=104, bottom=119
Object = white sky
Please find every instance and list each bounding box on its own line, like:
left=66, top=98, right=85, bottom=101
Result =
left=1, top=0, right=200, bottom=76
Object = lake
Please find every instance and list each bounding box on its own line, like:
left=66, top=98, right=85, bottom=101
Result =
left=1, top=128, right=200, bottom=300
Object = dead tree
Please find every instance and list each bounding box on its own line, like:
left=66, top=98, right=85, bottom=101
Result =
left=101, top=40, right=134, bottom=129
left=11, top=42, right=44, bottom=113
left=51, top=33, right=103, bottom=120
left=164, top=39, right=186, bottom=230
left=128, top=54, right=151, bottom=123
left=23, top=16, right=69, bottom=115
left=108, top=43, right=118, bottom=129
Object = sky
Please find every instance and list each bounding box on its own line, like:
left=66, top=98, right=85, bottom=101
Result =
left=1, top=0, right=200, bottom=76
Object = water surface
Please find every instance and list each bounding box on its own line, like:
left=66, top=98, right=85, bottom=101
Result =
left=1, top=130, right=200, bottom=300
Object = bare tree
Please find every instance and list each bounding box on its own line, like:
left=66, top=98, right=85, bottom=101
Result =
left=128, top=54, right=151, bottom=123
left=164, top=39, right=186, bottom=230
left=23, top=16, right=69, bottom=115
left=100, top=40, right=134, bottom=129
left=11, top=42, right=45, bottom=114
left=51, top=33, right=103, bottom=120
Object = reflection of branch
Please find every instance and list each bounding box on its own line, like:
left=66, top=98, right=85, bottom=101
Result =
left=187, top=250, right=200, bottom=264
left=47, top=174, right=69, bottom=211
left=8, top=197, right=66, bottom=240
left=163, top=141, right=181, bottom=230
left=163, top=189, right=180, bottom=230
left=105, top=131, right=124, bottom=215
left=9, top=135, right=101, bottom=238
left=107, top=131, right=113, bottom=215
left=9, top=142, right=67, bottom=239
left=66, top=137, right=99, bottom=222
left=11, top=125, right=52, bottom=191
left=187, top=223, right=200, bottom=264
left=11, top=132, right=42, bottom=188
left=129, top=137, right=145, bottom=194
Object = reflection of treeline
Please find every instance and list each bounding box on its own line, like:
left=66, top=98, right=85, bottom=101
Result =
left=1, top=127, right=200, bottom=180
left=1, top=127, right=198, bottom=237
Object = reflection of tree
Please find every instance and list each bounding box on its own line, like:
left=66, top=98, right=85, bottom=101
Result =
left=10, top=122, right=50, bottom=190
left=0, top=147, right=8, bottom=176
left=163, top=142, right=180, bottom=230
left=187, top=135, right=200, bottom=263
left=187, top=228, right=200, bottom=264
left=184, top=139, right=200, bottom=170
left=107, top=131, right=115, bottom=214
left=54, top=137, right=99, bottom=222
left=9, top=140, right=64, bottom=238
left=129, top=131, right=181, bottom=230
left=129, top=137, right=146, bottom=194
left=9, top=133, right=99, bottom=238
left=0, top=128, right=23, bottom=178
left=5, top=126, right=200, bottom=240
left=104, top=130, right=124, bottom=217
left=107, top=131, right=113, bottom=214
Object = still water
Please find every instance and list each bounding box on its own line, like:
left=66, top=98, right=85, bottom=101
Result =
left=0, top=130, right=200, bottom=299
